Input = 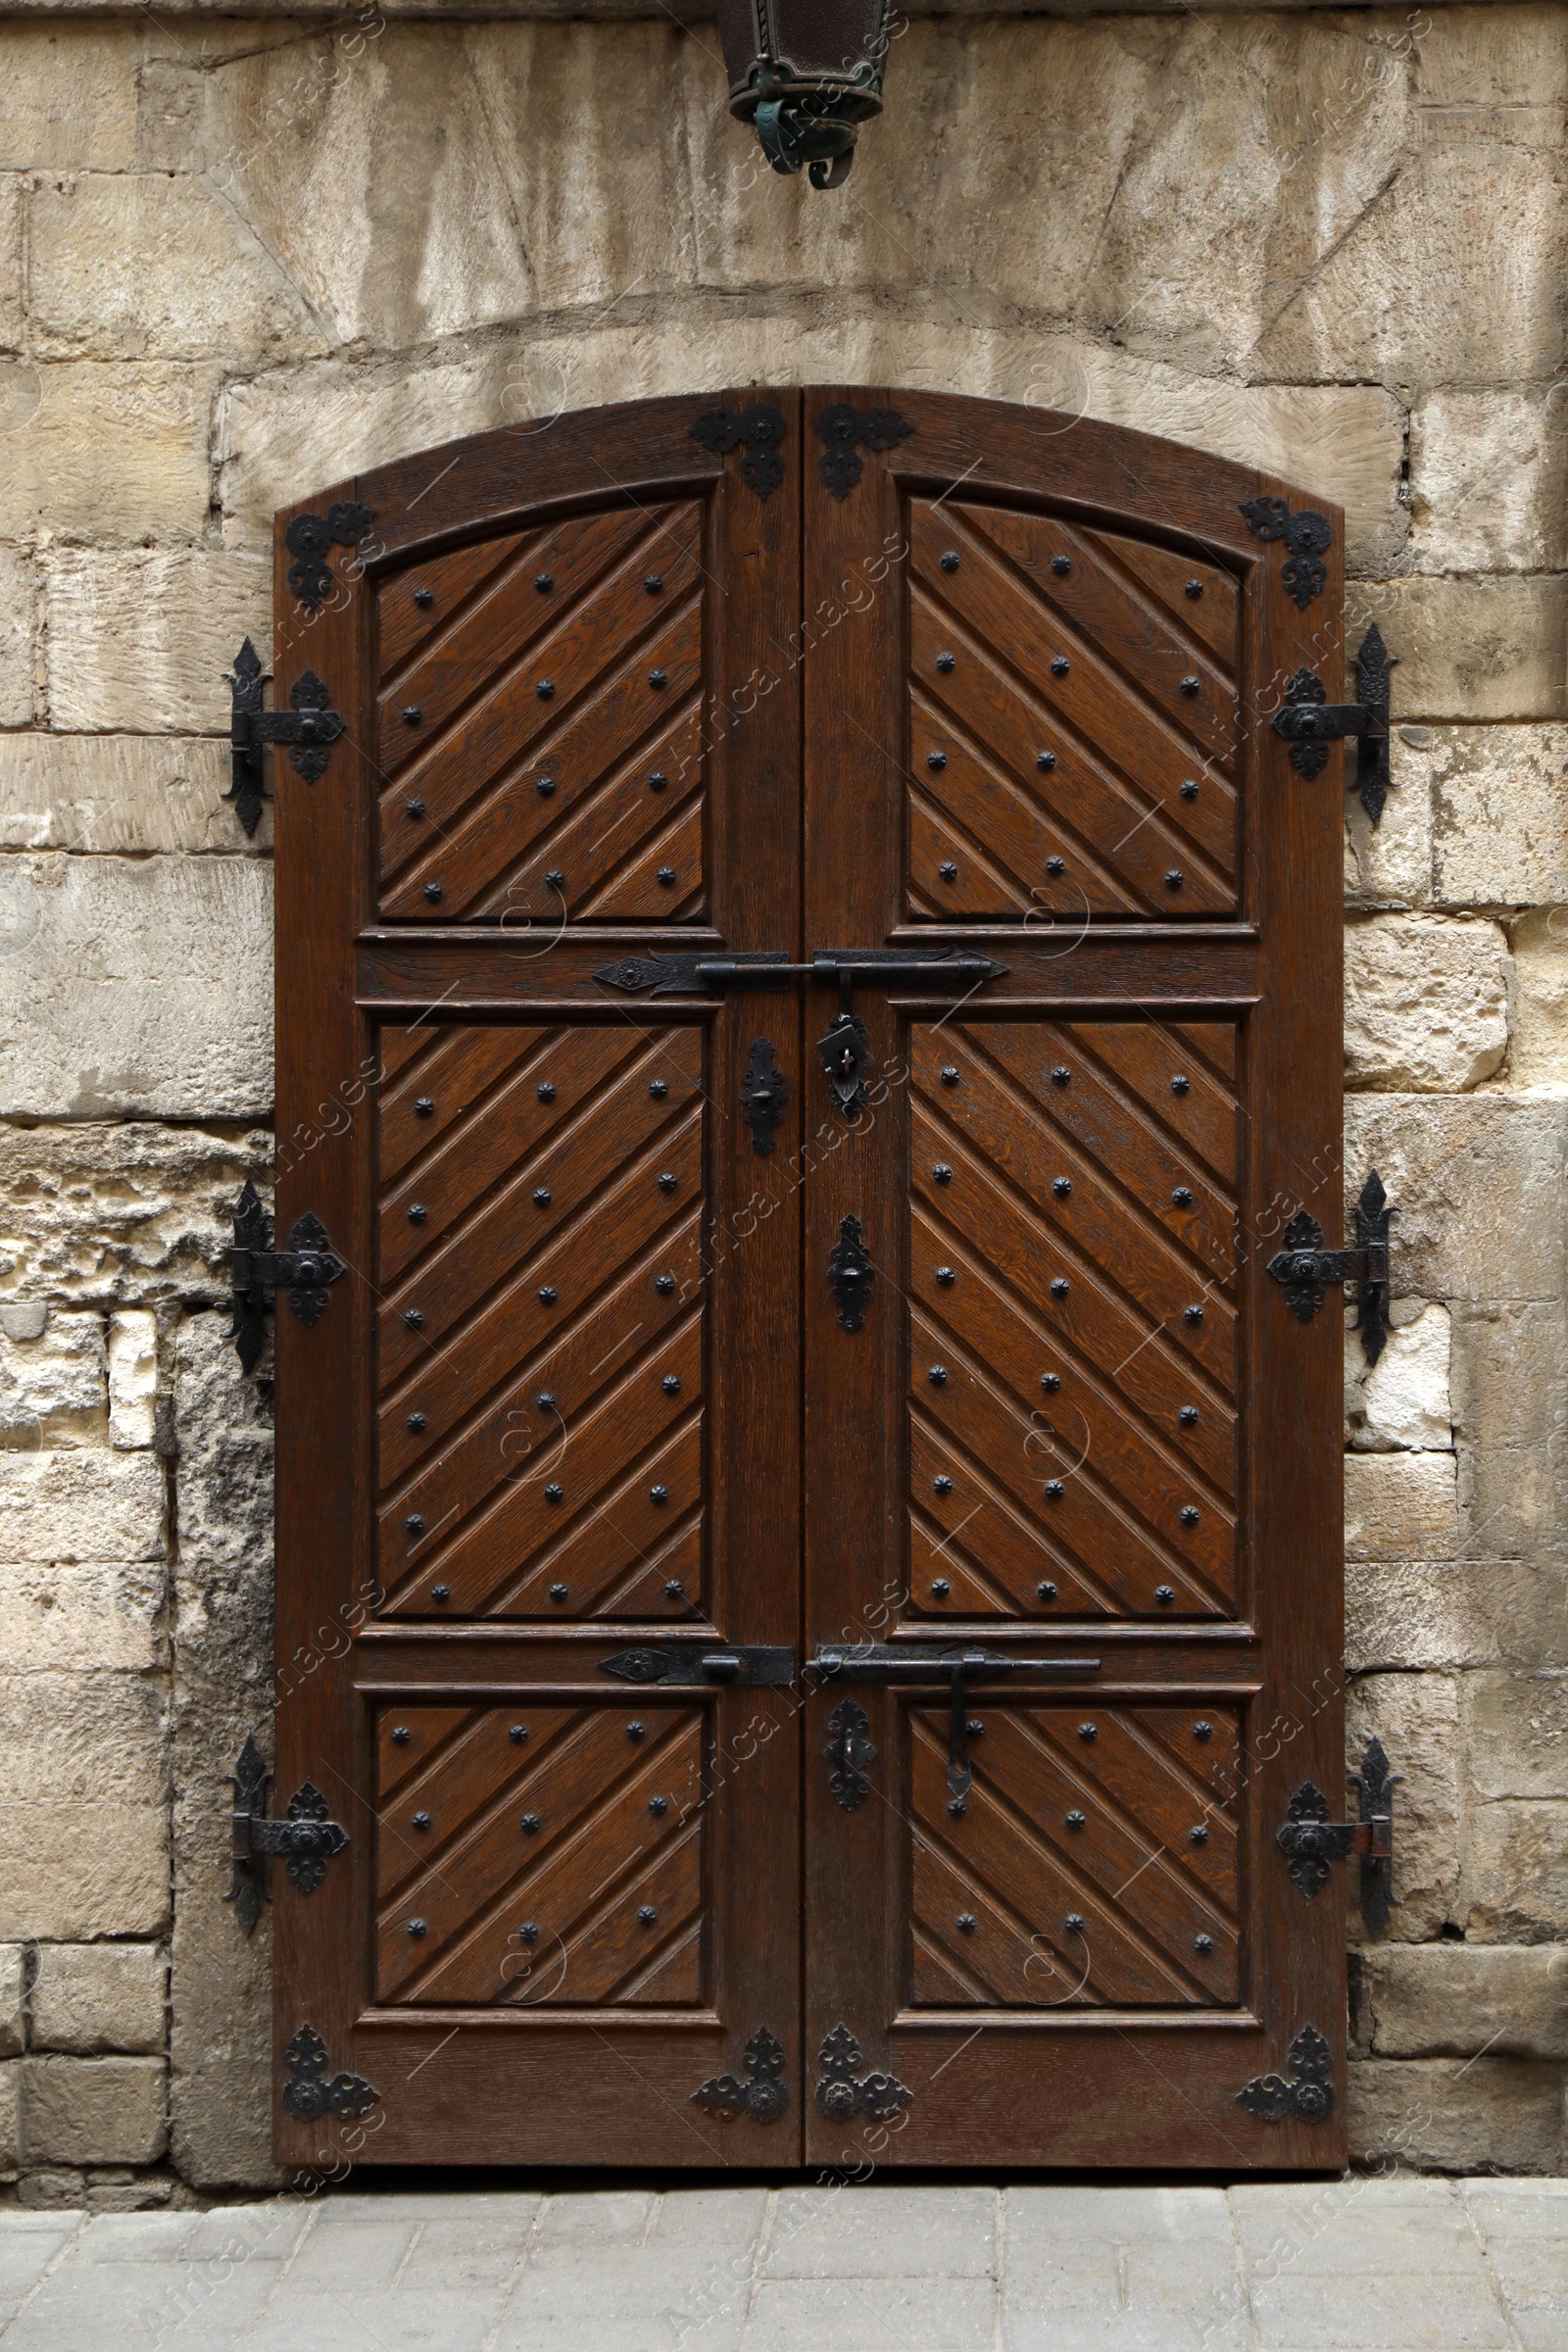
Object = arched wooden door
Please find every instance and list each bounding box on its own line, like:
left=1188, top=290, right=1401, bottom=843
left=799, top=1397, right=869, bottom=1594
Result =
left=267, top=389, right=1347, bottom=2172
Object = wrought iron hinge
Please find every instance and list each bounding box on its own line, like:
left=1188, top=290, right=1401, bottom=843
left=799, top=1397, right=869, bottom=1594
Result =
left=690, top=405, right=786, bottom=501
left=280, top=2025, right=377, bottom=2121
left=226, top=1736, right=348, bottom=1936
left=815, top=404, right=913, bottom=500
left=1236, top=2024, right=1336, bottom=2124
left=228, top=1179, right=347, bottom=1376
left=813, top=2025, right=912, bottom=2121
left=284, top=501, right=375, bottom=612
left=1271, top=625, right=1397, bottom=826
left=1240, top=495, right=1332, bottom=610
left=1277, top=1737, right=1398, bottom=1937
left=1266, top=1169, right=1396, bottom=1368
left=692, top=2026, right=789, bottom=2123
left=223, top=638, right=347, bottom=838
left=599, top=1643, right=796, bottom=1687
left=814, top=1644, right=1101, bottom=1804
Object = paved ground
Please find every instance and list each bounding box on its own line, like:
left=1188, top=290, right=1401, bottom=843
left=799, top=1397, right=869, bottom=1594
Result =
left=0, top=2179, right=1564, bottom=2351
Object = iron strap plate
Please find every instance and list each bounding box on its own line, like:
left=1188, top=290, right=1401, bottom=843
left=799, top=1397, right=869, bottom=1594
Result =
left=813, top=1645, right=1102, bottom=1680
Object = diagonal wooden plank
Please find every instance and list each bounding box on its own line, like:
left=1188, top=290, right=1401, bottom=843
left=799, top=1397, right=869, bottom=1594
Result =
left=1087, top=530, right=1240, bottom=669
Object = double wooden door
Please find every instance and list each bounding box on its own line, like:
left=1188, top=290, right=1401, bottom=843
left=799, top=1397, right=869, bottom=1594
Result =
left=270, top=388, right=1347, bottom=2171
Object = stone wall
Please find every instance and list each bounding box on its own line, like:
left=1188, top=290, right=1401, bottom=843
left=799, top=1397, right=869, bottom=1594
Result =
left=0, top=3, right=1564, bottom=2196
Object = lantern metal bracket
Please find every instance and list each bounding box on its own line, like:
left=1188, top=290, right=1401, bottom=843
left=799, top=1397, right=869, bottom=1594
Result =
left=1271, top=627, right=1397, bottom=826
left=223, top=638, right=347, bottom=837
left=1265, top=1170, right=1395, bottom=1367
left=228, top=1179, right=347, bottom=1376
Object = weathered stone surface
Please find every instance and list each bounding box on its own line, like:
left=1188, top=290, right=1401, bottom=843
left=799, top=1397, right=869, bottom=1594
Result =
left=1348, top=2057, right=1564, bottom=2175
left=0, top=2062, right=17, bottom=2178
left=0, top=1122, right=267, bottom=1307
left=1, top=25, right=141, bottom=169
left=1347, top=1672, right=1459, bottom=1937
left=1465, top=1671, right=1568, bottom=1800
left=1509, top=907, right=1568, bottom=1088
left=0, top=734, right=270, bottom=857
left=1344, top=730, right=1433, bottom=910
left=1414, top=6, right=1568, bottom=111
left=0, top=1448, right=163, bottom=1564
left=0, top=1557, right=165, bottom=1675
left=0, top=1944, right=24, bottom=2058
left=0, top=1311, right=106, bottom=1446
left=0, top=551, right=37, bottom=731
left=1348, top=1561, right=1568, bottom=1673
left=1344, top=1095, right=1568, bottom=1304
left=1451, top=1300, right=1568, bottom=1566
left=22, top=2056, right=168, bottom=2166
left=1345, top=1303, right=1450, bottom=1452
left=107, top=1312, right=157, bottom=1451
left=169, top=1309, right=277, bottom=2191
left=1430, top=724, right=1568, bottom=910
left=43, top=553, right=271, bottom=735
left=1344, top=915, right=1509, bottom=1092
left=1460, top=1802, right=1568, bottom=1942
left=0, top=365, right=212, bottom=544
left=1345, top=1451, right=1458, bottom=1562
left=30, top=1943, right=167, bottom=2055
left=1346, top=578, right=1568, bottom=725
left=0, top=1673, right=169, bottom=1940
left=1408, top=388, right=1568, bottom=572
left=29, top=172, right=326, bottom=364
left=1357, top=1943, right=1568, bottom=2062
left=0, top=855, right=271, bottom=1121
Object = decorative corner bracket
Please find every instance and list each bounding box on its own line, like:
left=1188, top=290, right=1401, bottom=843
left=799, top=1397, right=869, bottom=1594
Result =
left=692, top=2026, right=789, bottom=2123
left=226, top=1734, right=349, bottom=1936
left=824, top=1697, right=877, bottom=1812
left=223, top=639, right=347, bottom=838
left=1265, top=1169, right=1395, bottom=1368
left=229, top=1179, right=346, bottom=1376
left=813, top=2025, right=912, bottom=2122
left=283, top=501, right=375, bottom=612
left=815, top=403, right=913, bottom=500
left=690, top=404, right=786, bottom=501
left=828, top=1214, right=874, bottom=1332
left=1277, top=1737, right=1399, bottom=1938
left=739, top=1038, right=790, bottom=1155
left=1270, top=626, right=1398, bottom=826
left=1236, top=2024, right=1336, bottom=2124
left=281, top=2025, right=378, bottom=2122
left=1240, top=495, right=1332, bottom=610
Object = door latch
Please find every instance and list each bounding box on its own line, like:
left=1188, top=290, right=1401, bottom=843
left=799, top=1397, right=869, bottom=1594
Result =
left=226, top=1735, right=349, bottom=1936
left=228, top=1180, right=347, bottom=1375
left=599, top=1643, right=796, bottom=1687
left=1276, top=1737, right=1397, bottom=1937
left=1266, top=1169, right=1395, bottom=1367
left=814, top=1645, right=1102, bottom=1803
left=1271, top=624, right=1396, bottom=826
left=224, top=638, right=347, bottom=837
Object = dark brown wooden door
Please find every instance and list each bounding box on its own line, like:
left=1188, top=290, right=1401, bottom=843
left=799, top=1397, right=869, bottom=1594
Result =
left=270, top=389, right=1346, bottom=2173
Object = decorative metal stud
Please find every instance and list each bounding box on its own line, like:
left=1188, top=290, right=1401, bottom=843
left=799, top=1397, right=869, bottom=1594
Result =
left=510, top=1724, right=528, bottom=1742
left=941, top=551, right=959, bottom=571
left=933, top=1164, right=953, bottom=1184
left=412, top=1811, right=430, bottom=1831
left=1171, top=1074, right=1191, bottom=1095
left=934, top=1474, right=954, bottom=1494
left=939, top=860, right=958, bottom=882
left=927, top=751, right=947, bottom=771
left=1180, top=779, right=1199, bottom=800
left=405, top=1512, right=424, bottom=1536
left=1172, top=1187, right=1193, bottom=1207
left=1179, top=1405, right=1199, bottom=1427
left=403, top=1309, right=423, bottom=1329
left=957, top=1913, right=976, bottom=1933
left=520, top=1813, right=541, bottom=1834
left=392, top=1726, right=411, bottom=1744
left=1051, top=1279, right=1069, bottom=1300
left=1047, top=856, right=1065, bottom=875
left=651, top=1486, right=669, bottom=1505
left=638, top=1905, right=658, bottom=1925
left=536, top=680, right=555, bottom=701
left=414, top=587, right=433, bottom=610
left=1180, top=1505, right=1200, bottom=1526
left=1066, top=1811, right=1085, bottom=1830
left=1180, top=677, right=1200, bottom=698
left=538, top=1286, right=558, bottom=1305
left=535, top=572, right=554, bottom=592
left=1052, top=1066, right=1070, bottom=1086
left=930, top=1578, right=950, bottom=1597
left=650, top=769, right=668, bottom=792
left=1038, top=1581, right=1057, bottom=1600
left=1051, top=656, right=1070, bottom=676
left=1165, top=870, right=1185, bottom=890
left=406, top=797, right=425, bottom=818
left=1186, top=579, right=1203, bottom=599
left=423, top=882, right=443, bottom=903
left=928, top=1365, right=949, bottom=1386
left=1042, top=1374, right=1060, bottom=1394
left=1038, top=751, right=1056, bottom=770
left=1190, top=1824, right=1209, bottom=1844
left=1045, top=1480, right=1063, bottom=1500
left=1154, top=1586, right=1174, bottom=1605
left=403, top=706, right=422, bottom=725
left=1053, top=1178, right=1071, bottom=1199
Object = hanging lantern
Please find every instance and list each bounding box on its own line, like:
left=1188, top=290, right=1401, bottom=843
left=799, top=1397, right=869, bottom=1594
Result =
left=714, top=0, right=894, bottom=190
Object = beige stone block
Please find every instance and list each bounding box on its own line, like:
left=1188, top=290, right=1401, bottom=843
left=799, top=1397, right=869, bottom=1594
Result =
left=0, top=733, right=269, bottom=857
left=1345, top=914, right=1510, bottom=1092
left=0, top=2061, right=17, bottom=2178
left=1358, top=1942, right=1568, bottom=2061
left=0, top=1121, right=269, bottom=1306
left=0, top=174, right=22, bottom=355
left=1466, top=1672, right=1568, bottom=1800
left=1346, top=1302, right=1451, bottom=1452
left=1348, top=1671, right=1459, bottom=1936
left=0, top=1674, right=170, bottom=1940
left=0, top=855, right=271, bottom=1122
left=1344, top=1094, right=1568, bottom=1303
left=1344, top=730, right=1433, bottom=909
left=0, top=364, right=212, bottom=545
left=0, top=1558, right=165, bottom=1676
left=29, top=172, right=325, bottom=365
left=1348, top=1561, right=1568, bottom=1673
left=1345, top=1451, right=1459, bottom=1563
left=173, top=1310, right=272, bottom=1573
left=1451, top=1299, right=1568, bottom=1566
left=0, top=1448, right=164, bottom=1565
left=44, top=552, right=270, bottom=735
left=0, top=25, right=140, bottom=169
left=1348, top=2056, right=1564, bottom=2174
left=1461, top=1800, right=1568, bottom=1942
left=1510, top=908, right=1568, bottom=1089
left=107, top=1313, right=157, bottom=1451
left=22, top=2056, right=167, bottom=2166
left=1430, top=724, right=1568, bottom=910
left=0, top=1311, right=106, bottom=1447
left=0, top=551, right=39, bottom=731
left=29, top=1943, right=166, bottom=2056
left=0, top=1945, right=24, bottom=2058
left=1346, top=577, right=1568, bottom=725
left=1257, top=140, right=1566, bottom=391
left=1414, top=7, right=1568, bottom=110
left=1409, top=388, right=1568, bottom=573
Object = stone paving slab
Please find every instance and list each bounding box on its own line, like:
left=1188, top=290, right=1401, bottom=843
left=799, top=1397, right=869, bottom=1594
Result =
left=0, top=2180, right=1564, bottom=2351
